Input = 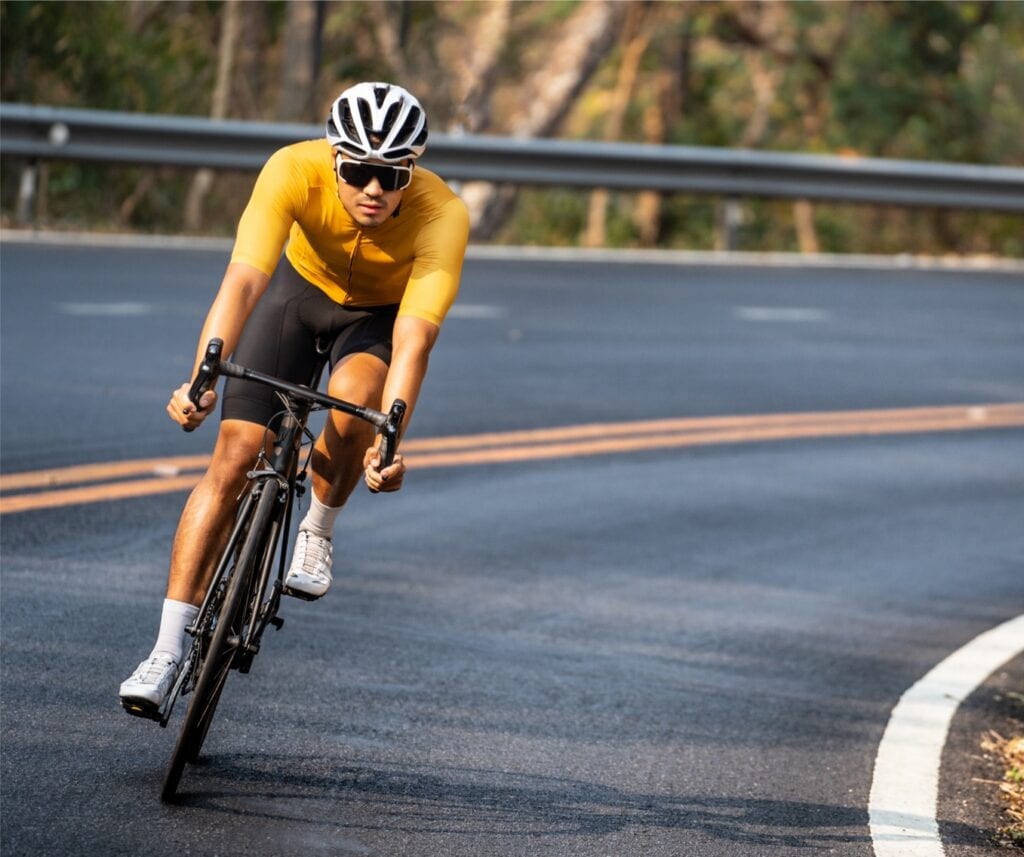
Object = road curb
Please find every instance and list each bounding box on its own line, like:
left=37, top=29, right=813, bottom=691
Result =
left=3, top=228, right=1022, bottom=273
left=869, top=614, right=1024, bottom=856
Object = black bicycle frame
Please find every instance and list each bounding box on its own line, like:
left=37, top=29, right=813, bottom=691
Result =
left=234, top=393, right=313, bottom=671
left=159, top=337, right=405, bottom=726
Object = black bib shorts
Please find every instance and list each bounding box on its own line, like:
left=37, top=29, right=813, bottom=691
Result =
left=221, top=256, right=398, bottom=431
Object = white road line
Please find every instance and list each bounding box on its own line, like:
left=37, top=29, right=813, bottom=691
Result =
left=463, top=244, right=1024, bottom=273
left=734, top=306, right=832, bottom=323
left=55, top=301, right=153, bottom=316
left=869, top=613, right=1024, bottom=856
left=446, top=304, right=506, bottom=319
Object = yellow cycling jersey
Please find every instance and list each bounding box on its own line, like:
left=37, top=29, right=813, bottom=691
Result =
left=231, top=138, right=470, bottom=327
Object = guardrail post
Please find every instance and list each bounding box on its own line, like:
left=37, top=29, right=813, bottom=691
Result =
left=15, top=161, right=37, bottom=225
left=718, top=197, right=743, bottom=251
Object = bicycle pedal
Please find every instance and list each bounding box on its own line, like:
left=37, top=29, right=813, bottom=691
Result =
left=237, top=646, right=259, bottom=673
left=269, top=616, right=285, bottom=630
left=282, top=585, right=320, bottom=602
left=120, top=698, right=162, bottom=722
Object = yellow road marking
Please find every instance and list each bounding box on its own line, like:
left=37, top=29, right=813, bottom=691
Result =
left=0, top=455, right=212, bottom=490
left=2, top=403, right=1023, bottom=515
left=0, top=475, right=205, bottom=515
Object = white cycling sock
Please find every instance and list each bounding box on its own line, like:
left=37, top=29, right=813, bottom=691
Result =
left=150, top=598, right=200, bottom=663
left=298, top=492, right=343, bottom=539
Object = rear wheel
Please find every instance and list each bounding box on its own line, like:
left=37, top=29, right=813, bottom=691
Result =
left=160, top=485, right=279, bottom=802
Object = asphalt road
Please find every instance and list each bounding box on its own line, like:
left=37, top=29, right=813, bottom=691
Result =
left=2, top=239, right=1023, bottom=856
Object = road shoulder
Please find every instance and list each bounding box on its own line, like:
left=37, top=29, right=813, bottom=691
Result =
left=941, top=652, right=1024, bottom=854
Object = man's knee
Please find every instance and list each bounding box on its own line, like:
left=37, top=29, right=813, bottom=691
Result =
left=324, top=354, right=387, bottom=437
left=327, top=353, right=387, bottom=403
left=205, top=420, right=267, bottom=489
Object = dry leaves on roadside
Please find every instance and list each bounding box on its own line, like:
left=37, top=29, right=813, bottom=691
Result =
left=980, top=730, right=1024, bottom=846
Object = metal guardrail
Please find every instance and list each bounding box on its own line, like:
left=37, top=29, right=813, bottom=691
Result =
left=3, top=102, right=1024, bottom=213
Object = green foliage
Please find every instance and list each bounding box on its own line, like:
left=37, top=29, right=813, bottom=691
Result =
left=1, top=0, right=216, bottom=112
left=0, top=0, right=1021, bottom=254
left=509, top=189, right=588, bottom=247
left=658, top=196, right=718, bottom=251
left=831, top=1, right=1024, bottom=165
left=0, top=0, right=222, bottom=233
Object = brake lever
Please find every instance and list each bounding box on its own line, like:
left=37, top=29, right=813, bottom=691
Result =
left=377, top=399, right=407, bottom=469
left=183, top=338, right=223, bottom=433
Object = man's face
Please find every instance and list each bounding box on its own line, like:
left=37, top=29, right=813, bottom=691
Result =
left=335, top=154, right=410, bottom=228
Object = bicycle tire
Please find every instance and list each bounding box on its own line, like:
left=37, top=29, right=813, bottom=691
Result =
left=161, top=483, right=280, bottom=801
left=184, top=498, right=283, bottom=759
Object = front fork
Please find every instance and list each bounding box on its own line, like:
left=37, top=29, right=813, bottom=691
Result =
left=236, top=418, right=307, bottom=671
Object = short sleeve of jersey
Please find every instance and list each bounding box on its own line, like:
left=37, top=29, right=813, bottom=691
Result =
left=230, top=146, right=308, bottom=276
left=398, top=195, right=471, bottom=327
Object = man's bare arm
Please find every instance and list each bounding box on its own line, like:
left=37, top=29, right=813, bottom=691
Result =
left=169, top=262, right=272, bottom=429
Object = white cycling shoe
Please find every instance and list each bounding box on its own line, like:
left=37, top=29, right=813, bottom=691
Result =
left=283, top=530, right=333, bottom=600
left=119, top=653, right=180, bottom=718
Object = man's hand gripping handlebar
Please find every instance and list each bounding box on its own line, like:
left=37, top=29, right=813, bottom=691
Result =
left=364, top=398, right=407, bottom=493
left=180, top=338, right=223, bottom=433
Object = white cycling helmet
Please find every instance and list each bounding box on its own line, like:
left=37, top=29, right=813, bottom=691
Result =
left=326, top=82, right=428, bottom=163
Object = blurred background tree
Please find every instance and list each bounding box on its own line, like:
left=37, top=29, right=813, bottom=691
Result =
left=1, top=0, right=1021, bottom=255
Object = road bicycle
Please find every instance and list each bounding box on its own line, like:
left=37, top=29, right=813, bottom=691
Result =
left=127, top=337, right=405, bottom=802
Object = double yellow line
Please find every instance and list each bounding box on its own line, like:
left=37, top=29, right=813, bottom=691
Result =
left=3, top=403, right=1023, bottom=515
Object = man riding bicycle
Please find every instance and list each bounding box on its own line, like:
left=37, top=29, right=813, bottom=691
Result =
left=120, top=82, right=470, bottom=716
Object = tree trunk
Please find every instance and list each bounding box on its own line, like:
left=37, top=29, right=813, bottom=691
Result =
left=278, top=0, right=324, bottom=122
left=632, top=70, right=670, bottom=246
left=716, top=0, right=851, bottom=253
left=793, top=200, right=820, bottom=253
left=519, top=1, right=628, bottom=138
left=446, top=0, right=512, bottom=134
left=584, top=4, right=652, bottom=248
left=183, top=0, right=242, bottom=232
left=466, top=0, right=629, bottom=240
left=119, top=171, right=157, bottom=224
left=715, top=28, right=780, bottom=251
left=234, top=3, right=270, bottom=119
left=633, top=12, right=692, bottom=247
left=739, top=51, right=777, bottom=148
left=373, top=1, right=412, bottom=83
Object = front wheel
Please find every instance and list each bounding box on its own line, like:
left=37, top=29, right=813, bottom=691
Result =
left=160, top=484, right=279, bottom=802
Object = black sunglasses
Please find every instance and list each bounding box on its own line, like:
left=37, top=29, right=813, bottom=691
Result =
left=335, top=155, right=413, bottom=192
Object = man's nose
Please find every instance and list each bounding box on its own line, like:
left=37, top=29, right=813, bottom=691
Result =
left=363, top=176, right=384, bottom=196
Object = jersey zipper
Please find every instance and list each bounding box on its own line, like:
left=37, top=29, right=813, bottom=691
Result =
left=346, top=230, right=363, bottom=289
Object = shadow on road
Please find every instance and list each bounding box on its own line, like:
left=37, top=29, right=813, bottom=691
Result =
left=166, top=753, right=974, bottom=849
